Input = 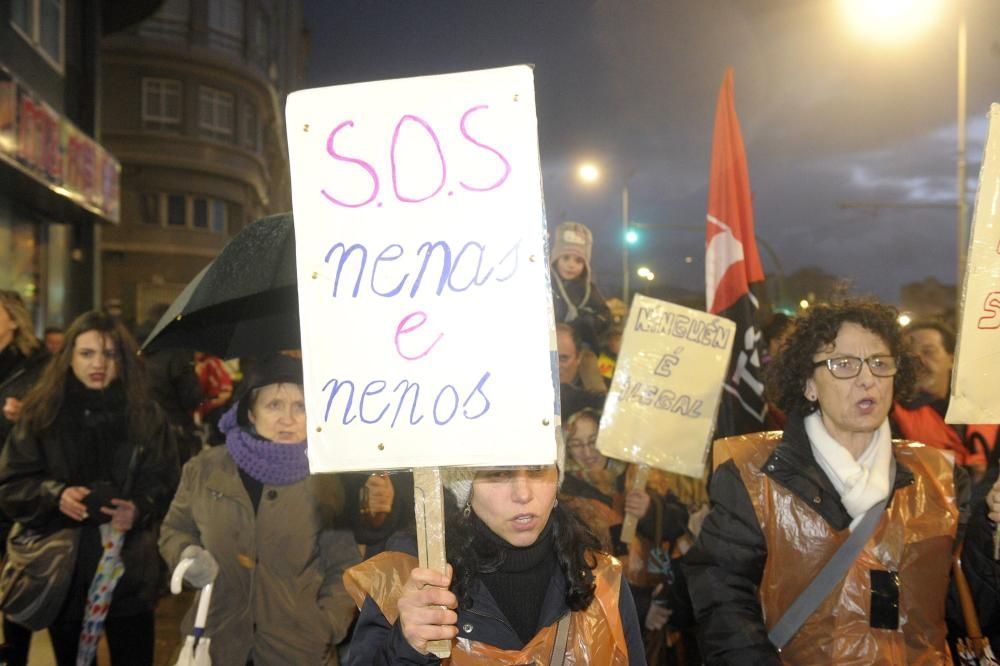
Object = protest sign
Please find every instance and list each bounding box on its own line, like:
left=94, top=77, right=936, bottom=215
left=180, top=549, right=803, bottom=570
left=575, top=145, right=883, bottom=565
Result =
left=285, top=66, right=556, bottom=474
left=598, top=294, right=736, bottom=479
left=948, top=103, right=1000, bottom=425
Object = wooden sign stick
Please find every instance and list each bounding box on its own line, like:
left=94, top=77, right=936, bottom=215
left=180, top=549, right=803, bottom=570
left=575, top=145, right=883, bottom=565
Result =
left=412, top=466, right=452, bottom=659
left=619, top=463, right=650, bottom=544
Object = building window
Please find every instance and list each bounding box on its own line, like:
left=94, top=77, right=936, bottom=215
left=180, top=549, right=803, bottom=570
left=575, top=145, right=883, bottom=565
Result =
left=251, top=11, right=269, bottom=66
left=210, top=200, right=227, bottom=233
left=166, top=194, right=186, bottom=226
left=207, top=0, right=244, bottom=55
left=241, top=103, right=259, bottom=152
left=198, top=86, right=233, bottom=139
left=141, top=193, right=228, bottom=234
left=139, top=0, right=189, bottom=41
left=141, top=78, right=182, bottom=131
left=10, top=0, right=64, bottom=71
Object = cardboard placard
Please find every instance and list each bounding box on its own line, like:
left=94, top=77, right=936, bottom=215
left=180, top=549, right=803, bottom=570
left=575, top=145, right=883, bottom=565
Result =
left=597, top=294, right=735, bottom=478
left=947, top=102, right=1000, bottom=425
left=286, top=66, right=556, bottom=473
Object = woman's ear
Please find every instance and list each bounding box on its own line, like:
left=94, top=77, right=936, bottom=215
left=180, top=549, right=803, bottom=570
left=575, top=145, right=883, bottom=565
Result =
left=803, top=377, right=817, bottom=402
left=247, top=409, right=256, bottom=425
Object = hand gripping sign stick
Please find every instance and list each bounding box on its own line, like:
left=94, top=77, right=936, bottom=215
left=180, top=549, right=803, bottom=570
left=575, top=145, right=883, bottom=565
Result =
left=412, top=467, right=451, bottom=658
left=619, top=464, right=650, bottom=544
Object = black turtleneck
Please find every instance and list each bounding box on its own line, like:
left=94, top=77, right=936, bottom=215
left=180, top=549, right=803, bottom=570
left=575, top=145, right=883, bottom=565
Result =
left=474, top=515, right=557, bottom=645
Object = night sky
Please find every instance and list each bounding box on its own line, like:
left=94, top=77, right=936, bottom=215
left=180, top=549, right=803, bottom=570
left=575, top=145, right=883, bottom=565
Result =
left=300, top=0, right=1000, bottom=307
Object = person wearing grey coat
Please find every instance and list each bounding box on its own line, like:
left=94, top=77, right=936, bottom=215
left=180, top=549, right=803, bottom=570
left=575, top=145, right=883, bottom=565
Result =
left=159, top=355, right=361, bottom=665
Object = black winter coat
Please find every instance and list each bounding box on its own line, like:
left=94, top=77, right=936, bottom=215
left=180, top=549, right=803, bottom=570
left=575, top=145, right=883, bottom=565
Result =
left=551, top=272, right=611, bottom=352
left=0, top=380, right=179, bottom=619
left=681, top=411, right=978, bottom=665
left=0, top=344, right=49, bottom=448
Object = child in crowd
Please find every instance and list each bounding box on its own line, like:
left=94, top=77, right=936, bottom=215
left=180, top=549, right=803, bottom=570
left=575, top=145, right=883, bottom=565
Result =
left=550, top=221, right=611, bottom=392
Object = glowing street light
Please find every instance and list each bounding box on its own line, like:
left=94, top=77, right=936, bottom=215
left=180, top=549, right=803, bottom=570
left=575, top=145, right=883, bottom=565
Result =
left=577, top=162, right=601, bottom=184
left=576, top=160, right=631, bottom=302
left=799, top=299, right=811, bottom=310
left=838, top=0, right=943, bottom=45
left=636, top=266, right=654, bottom=281
left=898, top=313, right=913, bottom=327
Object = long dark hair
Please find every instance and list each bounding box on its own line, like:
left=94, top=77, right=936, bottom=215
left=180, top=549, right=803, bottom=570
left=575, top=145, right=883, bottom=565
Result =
left=444, top=488, right=603, bottom=612
left=17, top=310, right=152, bottom=433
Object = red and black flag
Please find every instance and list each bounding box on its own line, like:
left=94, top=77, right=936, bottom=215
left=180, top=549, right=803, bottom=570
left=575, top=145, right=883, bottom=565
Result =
left=705, top=68, right=768, bottom=438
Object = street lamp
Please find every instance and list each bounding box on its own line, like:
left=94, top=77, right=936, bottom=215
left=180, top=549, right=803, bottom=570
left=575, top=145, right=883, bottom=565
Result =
left=576, top=161, right=632, bottom=303
left=838, top=0, right=966, bottom=287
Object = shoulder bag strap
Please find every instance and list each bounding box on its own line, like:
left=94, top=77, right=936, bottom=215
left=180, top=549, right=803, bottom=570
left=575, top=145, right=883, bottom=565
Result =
left=767, top=458, right=896, bottom=650
left=548, top=612, right=572, bottom=666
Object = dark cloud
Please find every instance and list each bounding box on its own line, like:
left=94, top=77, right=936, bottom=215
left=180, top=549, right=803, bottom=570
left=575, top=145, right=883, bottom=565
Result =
left=302, top=0, right=1000, bottom=305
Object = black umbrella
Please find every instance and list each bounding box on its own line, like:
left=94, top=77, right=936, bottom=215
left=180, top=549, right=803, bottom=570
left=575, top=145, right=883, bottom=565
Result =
left=141, top=213, right=300, bottom=359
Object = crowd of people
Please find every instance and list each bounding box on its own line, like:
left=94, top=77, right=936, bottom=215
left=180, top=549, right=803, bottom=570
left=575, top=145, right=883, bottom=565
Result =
left=0, top=217, right=998, bottom=665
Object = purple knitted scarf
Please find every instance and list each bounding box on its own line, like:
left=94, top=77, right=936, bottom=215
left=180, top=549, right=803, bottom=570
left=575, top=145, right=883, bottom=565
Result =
left=219, top=404, right=309, bottom=485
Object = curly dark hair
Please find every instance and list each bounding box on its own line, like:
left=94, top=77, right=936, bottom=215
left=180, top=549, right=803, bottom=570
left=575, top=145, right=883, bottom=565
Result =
left=766, top=298, right=917, bottom=417
left=444, top=488, right=603, bottom=612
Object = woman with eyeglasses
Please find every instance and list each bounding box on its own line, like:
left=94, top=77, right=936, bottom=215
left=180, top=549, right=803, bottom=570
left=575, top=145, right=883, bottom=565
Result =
left=559, top=408, right=693, bottom=664
left=683, top=298, right=1000, bottom=663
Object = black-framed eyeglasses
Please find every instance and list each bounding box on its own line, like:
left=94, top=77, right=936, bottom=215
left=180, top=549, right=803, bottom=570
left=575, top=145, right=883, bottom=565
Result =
left=813, top=355, right=898, bottom=379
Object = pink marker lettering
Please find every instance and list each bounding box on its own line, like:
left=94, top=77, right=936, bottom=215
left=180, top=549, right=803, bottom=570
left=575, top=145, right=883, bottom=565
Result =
left=321, top=120, right=379, bottom=208
left=458, top=105, right=511, bottom=192
left=395, top=311, right=443, bottom=360
left=391, top=115, right=446, bottom=203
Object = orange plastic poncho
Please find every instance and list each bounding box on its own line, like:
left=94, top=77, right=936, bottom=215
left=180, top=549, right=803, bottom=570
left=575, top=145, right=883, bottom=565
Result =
left=715, top=432, right=958, bottom=664
left=344, top=550, right=630, bottom=665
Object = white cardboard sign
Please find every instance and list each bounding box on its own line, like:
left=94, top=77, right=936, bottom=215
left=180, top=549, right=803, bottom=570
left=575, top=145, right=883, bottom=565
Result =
left=947, top=102, right=1000, bottom=425
left=285, top=66, right=556, bottom=473
left=597, top=294, right=735, bottom=478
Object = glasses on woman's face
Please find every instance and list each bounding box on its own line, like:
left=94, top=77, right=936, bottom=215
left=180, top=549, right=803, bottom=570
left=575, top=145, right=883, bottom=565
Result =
left=566, top=437, right=598, bottom=453
left=813, top=354, right=898, bottom=379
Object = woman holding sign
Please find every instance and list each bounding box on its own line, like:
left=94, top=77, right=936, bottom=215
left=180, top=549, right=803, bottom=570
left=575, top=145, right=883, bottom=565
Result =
left=343, top=460, right=647, bottom=664
left=683, top=298, right=1000, bottom=663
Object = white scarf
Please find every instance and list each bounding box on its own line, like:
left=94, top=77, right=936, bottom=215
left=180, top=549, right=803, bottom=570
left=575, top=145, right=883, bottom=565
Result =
left=805, top=412, right=893, bottom=530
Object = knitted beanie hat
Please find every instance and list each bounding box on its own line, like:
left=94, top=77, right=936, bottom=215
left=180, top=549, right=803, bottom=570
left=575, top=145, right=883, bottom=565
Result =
left=550, top=221, right=593, bottom=276
left=445, top=429, right=566, bottom=508
left=236, top=354, right=304, bottom=428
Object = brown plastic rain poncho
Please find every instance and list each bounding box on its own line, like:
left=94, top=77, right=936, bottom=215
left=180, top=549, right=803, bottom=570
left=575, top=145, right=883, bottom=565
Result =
left=687, top=429, right=958, bottom=665
left=344, top=550, right=630, bottom=664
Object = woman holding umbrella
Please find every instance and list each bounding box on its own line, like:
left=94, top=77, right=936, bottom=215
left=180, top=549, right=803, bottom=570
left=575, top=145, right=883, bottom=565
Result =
left=0, top=310, right=179, bottom=665
left=159, top=354, right=361, bottom=665
left=683, top=298, right=1000, bottom=663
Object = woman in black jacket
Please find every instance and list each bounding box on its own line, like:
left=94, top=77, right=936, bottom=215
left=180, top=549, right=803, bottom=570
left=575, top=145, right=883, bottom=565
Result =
left=344, top=463, right=646, bottom=664
left=0, top=290, right=50, bottom=665
left=0, top=310, right=179, bottom=666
